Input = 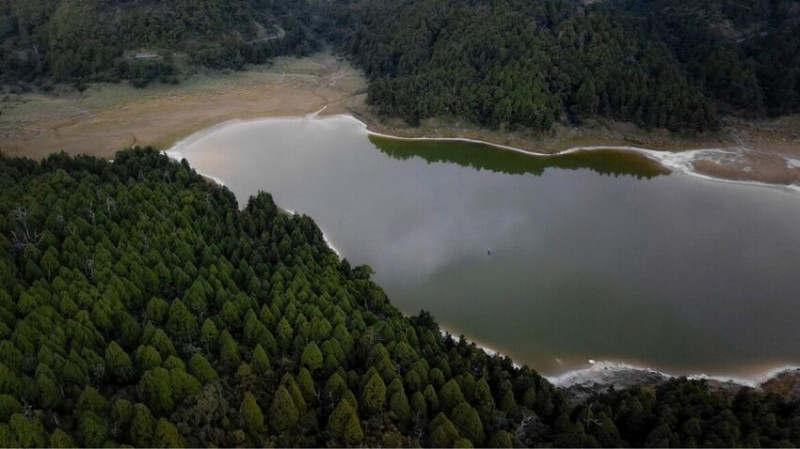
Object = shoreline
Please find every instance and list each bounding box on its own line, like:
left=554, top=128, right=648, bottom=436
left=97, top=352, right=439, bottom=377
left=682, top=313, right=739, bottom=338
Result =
left=365, top=129, right=800, bottom=194
left=2, top=52, right=798, bottom=188
left=162, top=113, right=800, bottom=398
left=170, top=112, right=800, bottom=194
left=351, top=106, right=800, bottom=189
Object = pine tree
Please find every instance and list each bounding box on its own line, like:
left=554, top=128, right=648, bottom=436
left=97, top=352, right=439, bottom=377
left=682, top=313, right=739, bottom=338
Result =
left=361, top=371, right=387, bottom=414
left=439, top=379, right=465, bottom=413
left=344, top=415, right=364, bottom=446
left=240, top=392, right=265, bottom=435
left=451, top=402, right=484, bottom=446
left=328, top=399, right=357, bottom=440
left=130, top=404, right=155, bottom=448
left=270, top=386, right=299, bottom=432
left=153, top=418, right=185, bottom=448
left=251, top=344, right=271, bottom=377
left=105, top=341, right=134, bottom=382
left=301, top=342, right=323, bottom=371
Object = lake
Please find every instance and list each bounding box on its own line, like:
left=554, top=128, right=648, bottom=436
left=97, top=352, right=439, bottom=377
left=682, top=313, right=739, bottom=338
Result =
left=168, top=114, right=800, bottom=378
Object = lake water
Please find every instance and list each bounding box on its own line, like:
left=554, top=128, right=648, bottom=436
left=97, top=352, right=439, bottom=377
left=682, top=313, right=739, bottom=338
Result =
left=168, top=115, right=800, bottom=378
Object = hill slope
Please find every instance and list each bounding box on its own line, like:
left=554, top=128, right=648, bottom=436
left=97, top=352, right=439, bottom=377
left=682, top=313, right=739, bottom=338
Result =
left=0, top=149, right=798, bottom=447
left=2, top=0, right=798, bottom=134
left=324, top=0, right=799, bottom=132
left=0, top=0, right=319, bottom=86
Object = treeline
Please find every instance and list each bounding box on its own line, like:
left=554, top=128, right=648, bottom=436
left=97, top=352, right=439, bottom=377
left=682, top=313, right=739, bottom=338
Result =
left=0, top=0, right=319, bottom=87
left=3, top=0, right=797, bottom=131
left=323, top=0, right=799, bottom=132
left=0, top=148, right=798, bottom=447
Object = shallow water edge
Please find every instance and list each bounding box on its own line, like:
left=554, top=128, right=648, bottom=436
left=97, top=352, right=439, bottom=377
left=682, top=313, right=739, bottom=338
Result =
left=168, top=113, right=800, bottom=194
left=163, top=113, right=800, bottom=392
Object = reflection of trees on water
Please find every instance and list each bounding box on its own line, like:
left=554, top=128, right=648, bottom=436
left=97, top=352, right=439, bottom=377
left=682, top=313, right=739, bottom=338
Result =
left=370, top=136, right=669, bottom=180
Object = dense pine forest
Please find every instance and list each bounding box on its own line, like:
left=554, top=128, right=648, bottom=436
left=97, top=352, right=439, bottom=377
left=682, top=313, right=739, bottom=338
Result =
left=2, top=0, right=799, bottom=132
left=0, top=0, right=319, bottom=87
left=325, top=0, right=799, bottom=132
left=0, top=148, right=798, bottom=447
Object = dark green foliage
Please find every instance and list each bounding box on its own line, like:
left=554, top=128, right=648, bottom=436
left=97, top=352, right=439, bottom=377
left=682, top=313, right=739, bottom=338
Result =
left=0, top=0, right=321, bottom=86
left=324, top=0, right=800, bottom=132
left=240, top=392, right=265, bottom=435
left=269, top=385, right=299, bottom=433
left=301, top=341, right=323, bottom=371
left=0, top=148, right=797, bottom=447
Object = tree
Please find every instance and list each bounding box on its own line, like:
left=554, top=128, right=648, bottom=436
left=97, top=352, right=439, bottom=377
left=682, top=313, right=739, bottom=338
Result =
left=130, top=404, right=155, bottom=447
left=219, top=330, right=241, bottom=371
left=153, top=418, right=185, bottom=448
left=169, top=368, right=202, bottom=405
left=0, top=395, right=21, bottom=422
left=240, top=392, right=265, bottom=435
left=50, top=428, right=77, bottom=448
left=301, top=342, right=323, bottom=371
left=344, top=415, right=364, bottom=446
left=105, top=341, right=134, bottom=382
left=276, top=318, right=293, bottom=351
left=77, top=386, right=109, bottom=415
left=270, top=386, right=299, bottom=432
left=488, top=430, right=514, bottom=447
left=165, top=299, right=198, bottom=342
left=0, top=363, right=22, bottom=395
left=78, top=411, right=108, bottom=447
left=200, top=319, right=219, bottom=350
left=139, top=367, right=174, bottom=415
left=429, top=413, right=459, bottom=448
left=440, top=379, right=465, bottom=413
left=451, top=402, right=484, bottom=446
left=361, top=371, right=387, bottom=414
left=251, top=344, right=270, bottom=378
left=136, top=345, right=163, bottom=371
left=328, top=399, right=357, bottom=440
left=9, top=414, right=47, bottom=448
left=189, top=354, right=218, bottom=384
left=389, top=390, right=411, bottom=424
left=297, top=368, right=316, bottom=403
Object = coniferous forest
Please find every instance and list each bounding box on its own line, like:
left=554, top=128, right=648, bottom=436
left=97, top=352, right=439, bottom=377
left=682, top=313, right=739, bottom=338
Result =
left=324, top=0, right=799, bottom=132
left=2, top=0, right=799, bottom=133
left=0, top=149, right=799, bottom=447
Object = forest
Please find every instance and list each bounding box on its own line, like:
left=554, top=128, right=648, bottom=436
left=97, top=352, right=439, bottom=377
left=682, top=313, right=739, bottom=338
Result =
left=0, top=0, right=320, bottom=88
left=2, top=0, right=798, bottom=132
left=0, top=148, right=799, bottom=447
left=324, top=0, right=799, bottom=132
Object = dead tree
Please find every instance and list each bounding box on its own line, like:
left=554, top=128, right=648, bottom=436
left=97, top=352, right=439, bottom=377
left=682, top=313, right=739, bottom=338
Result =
left=105, top=195, right=116, bottom=214
left=515, top=413, right=540, bottom=442
left=9, top=207, right=43, bottom=251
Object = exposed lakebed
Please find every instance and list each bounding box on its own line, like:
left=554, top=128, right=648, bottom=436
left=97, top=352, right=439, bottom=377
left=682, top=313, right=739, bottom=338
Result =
left=167, top=114, right=800, bottom=379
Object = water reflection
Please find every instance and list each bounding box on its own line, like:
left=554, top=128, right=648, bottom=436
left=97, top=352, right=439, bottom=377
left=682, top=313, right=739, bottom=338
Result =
left=370, top=135, right=669, bottom=179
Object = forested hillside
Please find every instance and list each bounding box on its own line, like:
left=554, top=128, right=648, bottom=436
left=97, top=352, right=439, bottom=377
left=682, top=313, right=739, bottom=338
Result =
left=0, top=0, right=319, bottom=87
left=3, top=0, right=798, bottom=133
left=0, top=148, right=799, bottom=447
left=324, top=0, right=799, bottom=132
